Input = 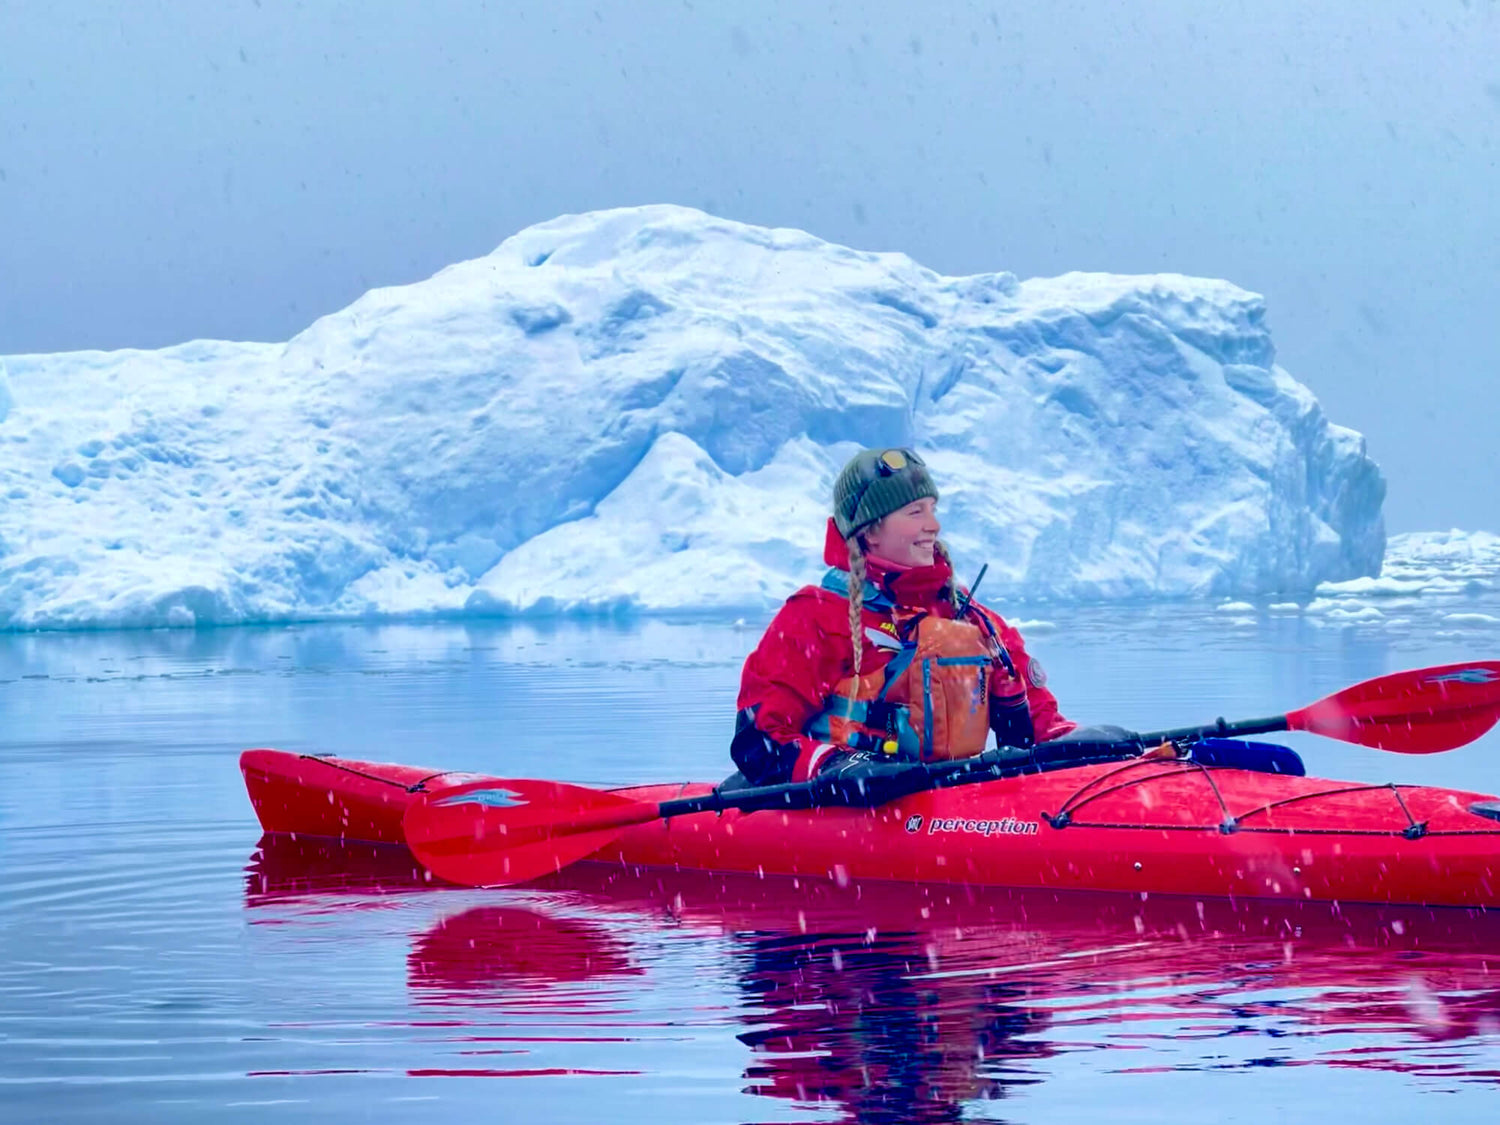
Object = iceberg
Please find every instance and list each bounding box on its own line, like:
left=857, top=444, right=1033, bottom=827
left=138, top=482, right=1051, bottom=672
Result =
left=0, top=205, right=1386, bottom=630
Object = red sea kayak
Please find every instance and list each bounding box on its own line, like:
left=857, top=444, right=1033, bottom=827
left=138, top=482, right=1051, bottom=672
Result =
left=240, top=747, right=1500, bottom=908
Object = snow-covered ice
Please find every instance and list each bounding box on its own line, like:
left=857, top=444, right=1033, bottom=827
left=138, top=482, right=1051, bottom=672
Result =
left=1287, top=528, right=1500, bottom=636
left=1320, top=529, right=1500, bottom=598
left=1, top=205, right=1391, bottom=630
left=1215, top=601, right=1257, bottom=613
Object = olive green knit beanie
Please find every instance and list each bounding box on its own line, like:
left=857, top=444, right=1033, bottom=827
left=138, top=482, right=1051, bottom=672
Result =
left=832, top=448, right=939, bottom=538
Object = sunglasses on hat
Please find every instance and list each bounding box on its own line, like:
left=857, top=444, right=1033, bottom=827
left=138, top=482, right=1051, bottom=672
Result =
left=848, top=448, right=927, bottom=528
left=877, top=448, right=923, bottom=473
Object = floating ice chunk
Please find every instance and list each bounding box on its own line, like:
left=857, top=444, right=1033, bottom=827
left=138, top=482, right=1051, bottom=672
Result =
left=1322, top=605, right=1385, bottom=622
left=1441, top=612, right=1500, bottom=625
left=1315, top=575, right=1433, bottom=598
left=1009, top=619, right=1057, bottom=633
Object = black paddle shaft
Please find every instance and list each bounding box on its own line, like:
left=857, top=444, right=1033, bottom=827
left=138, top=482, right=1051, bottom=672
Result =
left=654, top=715, right=1296, bottom=819
left=1140, top=715, right=1291, bottom=745
left=654, top=739, right=1145, bottom=818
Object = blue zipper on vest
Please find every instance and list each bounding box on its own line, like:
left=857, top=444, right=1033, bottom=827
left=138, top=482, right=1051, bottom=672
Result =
left=922, top=659, right=933, bottom=758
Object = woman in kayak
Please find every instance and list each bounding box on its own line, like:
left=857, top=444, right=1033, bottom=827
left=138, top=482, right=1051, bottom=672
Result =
left=732, top=447, right=1098, bottom=788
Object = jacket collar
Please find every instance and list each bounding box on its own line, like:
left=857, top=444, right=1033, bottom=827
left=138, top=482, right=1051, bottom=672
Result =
left=822, top=517, right=953, bottom=609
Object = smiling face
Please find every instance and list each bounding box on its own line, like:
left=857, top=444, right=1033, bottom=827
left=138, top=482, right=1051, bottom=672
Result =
left=861, top=497, right=940, bottom=567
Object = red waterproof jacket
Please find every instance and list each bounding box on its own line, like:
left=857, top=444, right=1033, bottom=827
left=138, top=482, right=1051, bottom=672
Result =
left=732, top=520, right=1076, bottom=784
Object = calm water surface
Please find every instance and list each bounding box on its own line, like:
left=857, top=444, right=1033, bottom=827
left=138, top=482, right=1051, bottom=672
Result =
left=2, top=597, right=1499, bottom=1123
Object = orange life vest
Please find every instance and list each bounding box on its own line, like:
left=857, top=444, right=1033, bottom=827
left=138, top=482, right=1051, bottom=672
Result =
left=805, top=571, right=1035, bottom=762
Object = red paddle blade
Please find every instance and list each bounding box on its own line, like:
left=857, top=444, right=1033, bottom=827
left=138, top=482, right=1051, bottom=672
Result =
left=1289, top=661, right=1500, bottom=753
left=403, top=779, right=659, bottom=887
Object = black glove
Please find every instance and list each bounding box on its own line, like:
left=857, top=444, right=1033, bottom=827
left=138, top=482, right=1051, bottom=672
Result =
left=1030, top=725, right=1146, bottom=769
left=812, top=749, right=930, bottom=807
left=1054, top=724, right=1141, bottom=744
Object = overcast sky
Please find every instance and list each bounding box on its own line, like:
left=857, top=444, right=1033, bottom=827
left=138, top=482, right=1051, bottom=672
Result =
left=2, top=1, right=1496, bottom=533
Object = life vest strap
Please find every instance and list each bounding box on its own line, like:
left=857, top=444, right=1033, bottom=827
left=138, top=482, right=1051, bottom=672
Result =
left=825, top=566, right=1021, bottom=678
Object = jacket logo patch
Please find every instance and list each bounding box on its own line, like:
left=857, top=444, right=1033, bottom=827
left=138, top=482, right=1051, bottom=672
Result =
left=1028, top=659, right=1048, bottom=688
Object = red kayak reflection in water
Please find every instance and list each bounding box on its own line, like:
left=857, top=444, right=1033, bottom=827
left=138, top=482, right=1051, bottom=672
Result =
left=246, top=835, right=1500, bottom=1119
left=245, top=833, right=430, bottom=903
left=411, top=905, right=641, bottom=996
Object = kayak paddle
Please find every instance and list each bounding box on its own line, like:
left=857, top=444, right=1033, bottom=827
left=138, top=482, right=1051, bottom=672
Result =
left=1138, top=659, right=1500, bottom=753
left=404, top=659, right=1500, bottom=887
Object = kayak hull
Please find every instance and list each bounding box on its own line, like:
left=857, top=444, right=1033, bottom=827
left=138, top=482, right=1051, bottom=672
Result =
left=606, top=781, right=1500, bottom=908
left=239, top=748, right=1500, bottom=908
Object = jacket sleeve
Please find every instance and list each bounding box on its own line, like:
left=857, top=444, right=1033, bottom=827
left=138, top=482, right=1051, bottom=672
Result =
left=978, top=605, right=1077, bottom=743
left=732, top=591, right=852, bottom=785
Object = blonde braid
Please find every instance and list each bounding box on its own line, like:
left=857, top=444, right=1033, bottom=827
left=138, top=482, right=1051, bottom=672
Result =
left=934, top=539, right=958, bottom=610
left=846, top=534, right=866, bottom=678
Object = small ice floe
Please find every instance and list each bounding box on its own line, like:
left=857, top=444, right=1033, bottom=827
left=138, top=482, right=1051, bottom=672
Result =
left=1302, top=596, right=1386, bottom=623
left=1315, top=575, right=1431, bottom=599
left=1441, top=612, right=1500, bottom=626
left=1322, top=605, right=1385, bottom=622
left=1011, top=619, right=1057, bottom=633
